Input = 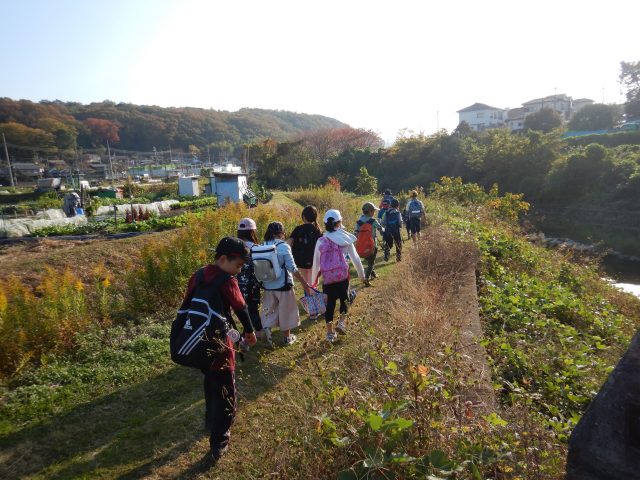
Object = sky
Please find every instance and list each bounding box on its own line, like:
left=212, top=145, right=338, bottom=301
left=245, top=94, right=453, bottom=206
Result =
left=2, top=0, right=639, bottom=143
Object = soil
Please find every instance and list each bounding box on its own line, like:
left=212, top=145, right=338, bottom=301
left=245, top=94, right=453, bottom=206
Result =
left=0, top=231, right=172, bottom=286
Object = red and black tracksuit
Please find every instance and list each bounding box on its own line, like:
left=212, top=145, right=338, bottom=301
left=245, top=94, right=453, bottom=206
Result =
left=180, top=265, right=254, bottom=452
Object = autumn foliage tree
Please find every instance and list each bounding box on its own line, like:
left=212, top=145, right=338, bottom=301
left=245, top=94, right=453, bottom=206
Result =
left=0, top=122, right=55, bottom=148
left=83, top=118, right=120, bottom=146
left=298, top=127, right=384, bottom=160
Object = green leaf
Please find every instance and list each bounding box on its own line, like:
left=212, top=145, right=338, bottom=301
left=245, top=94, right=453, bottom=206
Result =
left=429, top=450, right=451, bottom=469
left=482, top=412, right=508, bottom=427
left=366, top=414, right=383, bottom=431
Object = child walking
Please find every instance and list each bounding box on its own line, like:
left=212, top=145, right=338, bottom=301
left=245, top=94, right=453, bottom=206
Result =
left=381, top=198, right=403, bottom=262
left=260, top=221, right=311, bottom=346
left=236, top=218, right=264, bottom=346
left=311, top=209, right=367, bottom=343
left=288, top=205, right=322, bottom=316
left=175, top=237, right=257, bottom=464
left=407, top=190, right=426, bottom=246
left=354, top=201, right=384, bottom=281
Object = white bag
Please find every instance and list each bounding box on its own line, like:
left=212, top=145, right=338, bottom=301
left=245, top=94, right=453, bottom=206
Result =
left=251, top=241, right=284, bottom=283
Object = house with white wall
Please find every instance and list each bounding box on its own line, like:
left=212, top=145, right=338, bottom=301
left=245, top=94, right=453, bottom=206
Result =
left=458, top=95, right=595, bottom=132
left=456, top=103, right=507, bottom=131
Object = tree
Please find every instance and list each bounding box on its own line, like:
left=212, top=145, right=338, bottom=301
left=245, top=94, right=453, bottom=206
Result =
left=37, top=117, right=78, bottom=150
left=568, top=104, right=617, bottom=131
left=0, top=122, right=55, bottom=148
left=453, top=120, right=473, bottom=137
left=298, top=128, right=384, bottom=160
left=354, top=166, right=378, bottom=195
left=524, top=108, right=563, bottom=133
left=620, top=61, right=640, bottom=119
left=83, top=118, right=120, bottom=145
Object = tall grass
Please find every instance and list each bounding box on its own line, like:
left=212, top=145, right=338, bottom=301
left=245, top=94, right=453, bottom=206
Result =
left=0, top=201, right=300, bottom=378
left=288, top=185, right=365, bottom=229
left=0, top=269, right=90, bottom=377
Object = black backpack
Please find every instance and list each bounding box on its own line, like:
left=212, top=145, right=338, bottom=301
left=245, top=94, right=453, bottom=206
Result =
left=237, top=258, right=261, bottom=301
left=170, top=268, right=233, bottom=370
left=291, top=225, right=320, bottom=269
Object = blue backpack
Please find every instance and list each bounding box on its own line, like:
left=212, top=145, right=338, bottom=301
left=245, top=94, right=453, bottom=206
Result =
left=385, top=209, right=402, bottom=230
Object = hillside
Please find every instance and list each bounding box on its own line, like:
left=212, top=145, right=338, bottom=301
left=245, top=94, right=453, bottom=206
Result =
left=0, top=98, right=348, bottom=152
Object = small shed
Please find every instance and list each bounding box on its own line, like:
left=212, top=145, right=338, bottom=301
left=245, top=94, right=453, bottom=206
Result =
left=178, top=176, right=200, bottom=197
left=205, top=164, right=249, bottom=206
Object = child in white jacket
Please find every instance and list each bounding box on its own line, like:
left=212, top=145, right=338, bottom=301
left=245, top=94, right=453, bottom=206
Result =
left=311, top=209, right=367, bottom=343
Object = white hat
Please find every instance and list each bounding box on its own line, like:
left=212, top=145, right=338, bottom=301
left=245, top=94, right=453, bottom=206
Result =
left=238, top=217, right=257, bottom=231
left=323, top=209, right=342, bottom=223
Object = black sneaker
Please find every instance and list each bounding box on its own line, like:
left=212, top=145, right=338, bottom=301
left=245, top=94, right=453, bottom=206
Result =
left=371, top=270, right=378, bottom=279
left=211, top=444, right=229, bottom=461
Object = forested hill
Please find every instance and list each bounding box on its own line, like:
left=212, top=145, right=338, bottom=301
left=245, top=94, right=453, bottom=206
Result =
left=0, top=98, right=348, bottom=151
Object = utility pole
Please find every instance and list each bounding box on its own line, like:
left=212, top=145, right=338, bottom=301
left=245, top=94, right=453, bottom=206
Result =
left=2, top=133, right=15, bottom=188
left=106, top=139, right=115, bottom=185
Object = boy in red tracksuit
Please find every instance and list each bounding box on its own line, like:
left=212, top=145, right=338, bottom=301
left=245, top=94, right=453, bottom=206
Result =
left=178, top=237, right=257, bottom=464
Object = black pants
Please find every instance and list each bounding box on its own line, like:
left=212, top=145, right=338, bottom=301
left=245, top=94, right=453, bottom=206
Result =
left=247, top=298, right=263, bottom=331
left=384, top=229, right=402, bottom=260
left=409, top=217, right=422, bottom=234
left=364, top=246, right=378, bottom=280
left=204, top=370, right=236, bottom=451
left=323, top=279, right=349, bottom=324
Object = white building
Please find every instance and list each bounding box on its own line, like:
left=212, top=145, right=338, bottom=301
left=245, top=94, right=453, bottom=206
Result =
left=458, top=95, right=595, bottom=132
left=205, top=163, right=250, bottom=206
left=456, top=103, right=507, bottom=131
left=506, top=107, right=527, bottom=132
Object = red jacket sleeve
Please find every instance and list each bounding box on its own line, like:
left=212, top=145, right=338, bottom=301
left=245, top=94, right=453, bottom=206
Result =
left=220, top=277, right=247, bottom=311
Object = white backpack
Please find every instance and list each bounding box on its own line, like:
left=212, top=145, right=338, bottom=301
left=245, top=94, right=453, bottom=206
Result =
left=251, top=240, right=284, bottom=283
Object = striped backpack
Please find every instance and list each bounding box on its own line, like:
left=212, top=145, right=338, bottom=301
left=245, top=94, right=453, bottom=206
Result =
left=170, top=268, right=233, bottom=370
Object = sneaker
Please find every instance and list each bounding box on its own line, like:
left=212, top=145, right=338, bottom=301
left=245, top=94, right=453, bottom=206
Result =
left=384, top=250, right=390, bottom=262
left=348, top=289, right=357, bottom=304
left=371, top=270, right=378, bottom=279
left=326, top=332, right=337, bottom=343
left=336, top=318, right=347, bottom=335
left=283, top=334, right=297, bottom=346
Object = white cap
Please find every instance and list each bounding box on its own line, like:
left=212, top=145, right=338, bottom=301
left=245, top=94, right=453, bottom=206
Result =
left=323, top=209, right=342, bottom=223
left=238, top=217, right=257, bottom=231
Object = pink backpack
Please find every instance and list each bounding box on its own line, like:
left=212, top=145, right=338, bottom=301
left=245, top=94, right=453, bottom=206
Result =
left=319, top=237, right=349, bottom=285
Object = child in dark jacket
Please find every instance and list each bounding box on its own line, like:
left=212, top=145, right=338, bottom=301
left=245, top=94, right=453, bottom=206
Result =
left=177, top=237, right=257, bottom=464
left=381, top=199, right=403, bottom=261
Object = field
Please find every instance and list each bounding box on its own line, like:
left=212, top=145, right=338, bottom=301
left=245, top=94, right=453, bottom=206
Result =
left=1, top=182, right=639, bottom=479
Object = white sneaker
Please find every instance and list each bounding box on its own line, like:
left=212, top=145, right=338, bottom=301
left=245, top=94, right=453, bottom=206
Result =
left=326, top=332, right=337, bottom=343
left=336, top=318, right=347, bottom=335
left=283, top=334, right=297, bottom=346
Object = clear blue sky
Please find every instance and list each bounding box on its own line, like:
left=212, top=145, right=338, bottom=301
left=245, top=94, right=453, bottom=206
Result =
left=2, top=0, right=639, bottom=142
